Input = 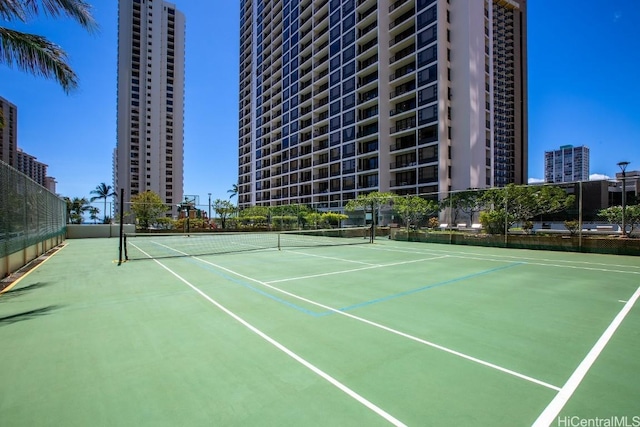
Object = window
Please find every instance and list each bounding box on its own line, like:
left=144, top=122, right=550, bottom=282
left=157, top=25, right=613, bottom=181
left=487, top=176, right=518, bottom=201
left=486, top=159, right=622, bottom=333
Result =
left=342, top=77, right=355, bottom=94
left=330, top=100, right=341, bottom=116
left=330, top=85, right=341, bottom=100
left=343, top=126, right=355, bottom=141
left=418, top=84, right=437, bottom=106
left=417, top=5, right=437, bottom=29
left=417, top=24, right=437, bottom=48
left=418, top=105, right=438, bottom=125
left=342, top=60, right=355, bottom=78
left=343, top=93, right=356, bottom=110
left=417, top=45, right=437, bottom=68
left=417, top=64, right=437, bottom=87
left=342, top=45, right=355, bottom=62
left=330, top=55, right=341, bottom=70
left=343, top=109, right=355, bottom=125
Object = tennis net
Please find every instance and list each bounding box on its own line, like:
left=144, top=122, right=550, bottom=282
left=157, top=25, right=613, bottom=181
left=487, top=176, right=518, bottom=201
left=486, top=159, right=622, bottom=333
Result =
left=123, top=227, right=370, bottom=260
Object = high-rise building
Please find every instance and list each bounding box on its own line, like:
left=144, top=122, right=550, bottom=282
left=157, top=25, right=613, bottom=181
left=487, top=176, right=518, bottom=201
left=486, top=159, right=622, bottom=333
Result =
left=15, top=148, right=48, bottom=187
left=544, top=145, right=590, bottom=183
left=0, top=96, right=18, bottom=168
left=237, top=0, right=527, bottom=209
left=115, top=0, right=185, bottom=218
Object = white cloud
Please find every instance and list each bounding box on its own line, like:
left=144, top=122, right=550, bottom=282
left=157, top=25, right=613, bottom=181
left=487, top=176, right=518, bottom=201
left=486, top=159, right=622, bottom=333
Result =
left=528, top=177, right=545, bottom=184
left=590, top=173, right=611, bottom=181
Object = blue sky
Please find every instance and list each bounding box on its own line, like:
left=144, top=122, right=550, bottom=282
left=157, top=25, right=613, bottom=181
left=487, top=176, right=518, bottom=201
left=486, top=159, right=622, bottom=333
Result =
left=1, top=0, right=639, bottom=205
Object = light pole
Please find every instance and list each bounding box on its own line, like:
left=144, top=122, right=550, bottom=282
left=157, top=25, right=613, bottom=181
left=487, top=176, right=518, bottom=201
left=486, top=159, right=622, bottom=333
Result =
left=208, top=193, right=212, bottom=224
left=618, top=161, right=630, bottom=237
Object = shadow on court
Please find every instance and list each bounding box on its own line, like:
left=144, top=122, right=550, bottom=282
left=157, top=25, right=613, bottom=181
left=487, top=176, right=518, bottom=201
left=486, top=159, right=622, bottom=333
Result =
left=0, top=305, right=61, bottom=326
left=0, top=282, right=52, bottom=300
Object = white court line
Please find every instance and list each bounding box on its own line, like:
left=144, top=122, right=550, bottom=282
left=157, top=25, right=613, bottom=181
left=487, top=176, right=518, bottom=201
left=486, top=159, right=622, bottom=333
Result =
left=266, top=256, right=449, bottom=284
left=366, top=244, right=640, bottom=270
left=130, top=241, right=407, bottom=426
left=179, top=251, right=560, bottom=392
left=284, top=249, right=380, bottom=266
left=366, top=245, right=640, bottom=275
left=532, top=286, right=640, bottom=426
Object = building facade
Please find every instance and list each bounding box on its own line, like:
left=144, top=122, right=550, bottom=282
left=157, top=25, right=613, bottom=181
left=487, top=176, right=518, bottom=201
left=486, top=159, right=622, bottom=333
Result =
left=544, top=145, right=590, bottom=183
left=15, top=149, right=48, bottom=187
left=237, top=0, right=528, bottom=209
left=115, top=0, right=185, bottom=217
left=0, top=96, right=18, bottom=168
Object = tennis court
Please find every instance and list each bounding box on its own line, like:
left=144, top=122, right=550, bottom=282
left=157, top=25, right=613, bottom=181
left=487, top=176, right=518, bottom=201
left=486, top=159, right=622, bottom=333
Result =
left=1, top=235, right=638, bottom=426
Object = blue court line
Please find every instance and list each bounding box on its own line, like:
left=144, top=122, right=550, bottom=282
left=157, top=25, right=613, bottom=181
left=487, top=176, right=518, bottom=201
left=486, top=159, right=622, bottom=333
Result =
left=319, top=262, right=526, bottom=316
left=177, top=250, right=524, bottom=318
left=183, top=257, right=322, bottom=316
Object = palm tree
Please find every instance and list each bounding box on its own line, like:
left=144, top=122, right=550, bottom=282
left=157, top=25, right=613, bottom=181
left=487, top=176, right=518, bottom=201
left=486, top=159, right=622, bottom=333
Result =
left=0, top=0, right=98, bottom=93
left=227, top=183, right=238, bottom=199
left=88, top=206, right=100, bottom=224
left=63, top=196, right=90, bottom=224
left=90, top=183, right=116, bottom=224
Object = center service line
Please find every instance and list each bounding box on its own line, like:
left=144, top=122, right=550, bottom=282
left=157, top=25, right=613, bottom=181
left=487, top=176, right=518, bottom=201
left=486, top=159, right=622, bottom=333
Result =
left=130, top=242, right=407, bottom=426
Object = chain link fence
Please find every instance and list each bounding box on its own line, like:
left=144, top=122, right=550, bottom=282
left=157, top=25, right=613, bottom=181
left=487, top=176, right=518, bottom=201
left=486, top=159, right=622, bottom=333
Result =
left=1, top=160, right=66, bottom=276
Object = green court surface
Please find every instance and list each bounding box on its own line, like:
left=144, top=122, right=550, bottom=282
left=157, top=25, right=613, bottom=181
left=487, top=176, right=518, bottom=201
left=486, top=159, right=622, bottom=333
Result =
left=1, top=237, right=638, bottom=426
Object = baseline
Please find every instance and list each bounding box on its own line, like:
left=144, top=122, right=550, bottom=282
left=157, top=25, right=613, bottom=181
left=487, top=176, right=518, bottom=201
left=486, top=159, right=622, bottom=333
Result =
left=532, top=286, right=640, bottom=426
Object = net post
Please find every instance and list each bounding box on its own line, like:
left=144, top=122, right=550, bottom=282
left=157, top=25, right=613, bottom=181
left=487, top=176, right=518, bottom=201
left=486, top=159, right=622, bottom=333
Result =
left=278, top=231, right=281, bottom=250
left=578, top=180, right=583, bottom=251
left=118, top=188, right=125, bottom=265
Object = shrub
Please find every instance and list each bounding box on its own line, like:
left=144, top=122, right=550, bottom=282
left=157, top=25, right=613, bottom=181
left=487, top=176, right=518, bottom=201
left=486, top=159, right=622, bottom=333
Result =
left=427, top=217, right=440, bottom=229
left=564, top=220, right=579, bottom=236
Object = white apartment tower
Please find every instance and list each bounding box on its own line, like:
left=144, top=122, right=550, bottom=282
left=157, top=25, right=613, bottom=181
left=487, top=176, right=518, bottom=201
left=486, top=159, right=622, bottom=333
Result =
left=238, top=0, right=527, bottom=209
left=116, top=0, right=185, bottom=217
left=544, top=145, right=590, bottom=183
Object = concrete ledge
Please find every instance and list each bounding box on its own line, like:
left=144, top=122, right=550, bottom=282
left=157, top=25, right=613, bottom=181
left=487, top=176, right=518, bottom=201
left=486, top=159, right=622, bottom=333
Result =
left=66, top=224, right=135, bottom=239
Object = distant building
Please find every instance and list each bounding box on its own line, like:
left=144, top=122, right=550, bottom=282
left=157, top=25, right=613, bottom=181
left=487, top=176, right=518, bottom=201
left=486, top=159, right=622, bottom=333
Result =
left=44, top=176, right=57, bottom=193
left=544, top=145, right=589, bottom=183
left=115, top=0, right=186, bottom=218
left=15, top=148, right=48, bottom=187
left=615, top=169, right=640, bottom=204
left=0, top=95, right=18, bottom=167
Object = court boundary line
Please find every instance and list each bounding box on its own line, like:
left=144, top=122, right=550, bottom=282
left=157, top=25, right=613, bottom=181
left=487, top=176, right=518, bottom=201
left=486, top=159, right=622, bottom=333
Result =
left=365, top=245, right=640, bottom=276
left=130, top=241, right=407, bottom=426
left=174, top=251, right=561, bottom=392
left=365, top=242, right=640, bottom=269
left=532, top=286, right=640, bottom=426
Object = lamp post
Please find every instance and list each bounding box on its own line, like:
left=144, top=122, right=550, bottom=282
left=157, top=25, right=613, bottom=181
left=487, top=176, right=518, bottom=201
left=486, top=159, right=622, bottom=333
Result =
left=208, top=193, right=212, bottom=224
left=617, top=161, right=630, bottom=237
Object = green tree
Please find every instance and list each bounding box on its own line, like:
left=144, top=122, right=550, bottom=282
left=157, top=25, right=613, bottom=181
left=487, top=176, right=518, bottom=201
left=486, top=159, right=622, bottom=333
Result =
left=598, top=205, right=640, bottom=235
left=345, top=192, right=394, bottom=240
left=64, top=196, right=89, bottom=224
left=480, top=184, right=575, bottom=233
left=393, top=195, right=439, bottom=228
left=90, top=182, right=116, bottom=224
left=212, top=199, right=236, bottom=229
left=238, top=205, right=268, bottom=227
left=321, top=212, right=348, bottom=228
left=0, top=0, right=98, bottom=93
left=130, top=190, right=167, bottom=231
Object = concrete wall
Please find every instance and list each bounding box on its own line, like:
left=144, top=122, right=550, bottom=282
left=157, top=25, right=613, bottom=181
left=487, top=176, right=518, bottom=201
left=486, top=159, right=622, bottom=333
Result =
left=66, top=224, right=136, bottom=239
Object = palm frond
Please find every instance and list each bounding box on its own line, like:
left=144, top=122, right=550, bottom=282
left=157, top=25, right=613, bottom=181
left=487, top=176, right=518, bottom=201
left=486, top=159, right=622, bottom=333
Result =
left=0, top=0, right=27, bottom=22
left=22, top=0, right=98, bottom=32
left=0, top=26, right=77, bottom=92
